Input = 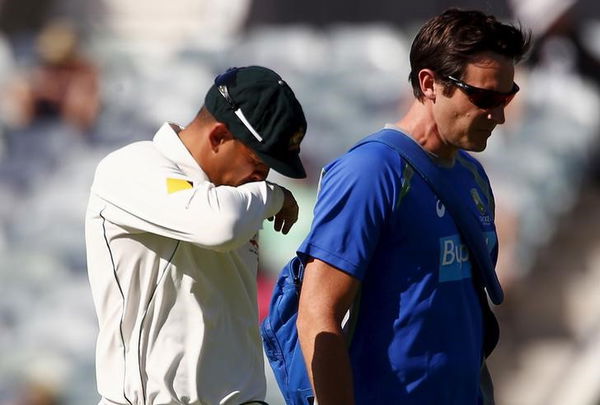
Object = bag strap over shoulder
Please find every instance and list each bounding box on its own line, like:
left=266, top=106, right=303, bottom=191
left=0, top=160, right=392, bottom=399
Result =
left=356, top=129, right=503, bottom=305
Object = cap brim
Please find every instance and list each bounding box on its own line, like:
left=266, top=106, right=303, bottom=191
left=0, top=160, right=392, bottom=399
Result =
left=256, top=151, right=306, bottom=179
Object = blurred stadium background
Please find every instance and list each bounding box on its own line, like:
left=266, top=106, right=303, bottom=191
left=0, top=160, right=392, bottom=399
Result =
left=0, top=0, right=599, bottom=403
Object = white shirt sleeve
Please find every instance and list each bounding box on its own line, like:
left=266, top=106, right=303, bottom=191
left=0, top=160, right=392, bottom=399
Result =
left=88, top=142, right=284, bottom=252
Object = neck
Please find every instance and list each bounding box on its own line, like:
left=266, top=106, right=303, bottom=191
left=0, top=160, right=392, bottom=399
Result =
left=395, top=100, right=458, bottom=165
left=178, top=120, right=209, bottom=169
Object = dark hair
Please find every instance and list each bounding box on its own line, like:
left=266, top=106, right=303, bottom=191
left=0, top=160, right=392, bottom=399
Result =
left=409, top=8, right=531, bottom=100
left=196, top=106, right=216, bottom=122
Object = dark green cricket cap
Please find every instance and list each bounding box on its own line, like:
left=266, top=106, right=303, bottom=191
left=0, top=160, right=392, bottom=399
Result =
left=205, top=65, right=307, bottom=179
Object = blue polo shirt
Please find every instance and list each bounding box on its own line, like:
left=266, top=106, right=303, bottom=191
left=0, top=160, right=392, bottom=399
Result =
left=297, top=128, right=498, bottom=404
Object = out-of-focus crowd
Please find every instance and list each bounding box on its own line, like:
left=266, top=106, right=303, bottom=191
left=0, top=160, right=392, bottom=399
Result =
left=0, top=0, right=599, bottom=404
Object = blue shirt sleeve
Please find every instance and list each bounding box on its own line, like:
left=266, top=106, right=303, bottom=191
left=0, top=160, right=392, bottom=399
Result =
left=298, top=141, right=403, bottom=280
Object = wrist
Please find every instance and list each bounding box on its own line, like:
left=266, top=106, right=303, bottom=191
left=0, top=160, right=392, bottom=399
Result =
left=265, top=181, right=285, bottom=216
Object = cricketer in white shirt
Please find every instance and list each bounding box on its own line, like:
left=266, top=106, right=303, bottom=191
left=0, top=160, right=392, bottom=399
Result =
left=85, top=122, right=286, bottom=404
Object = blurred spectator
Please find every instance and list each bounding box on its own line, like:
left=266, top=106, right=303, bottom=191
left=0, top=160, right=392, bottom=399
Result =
left=2, top=20, right=99, bottom=132
left=0, top=0, right=55, bottom=38
left=511, top=0, right=600, bottom=86
left=12, top=383, right=61, bottom=405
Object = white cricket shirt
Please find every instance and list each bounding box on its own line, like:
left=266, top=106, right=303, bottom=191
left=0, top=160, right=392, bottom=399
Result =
left=85, top=123, right=284, bottom=405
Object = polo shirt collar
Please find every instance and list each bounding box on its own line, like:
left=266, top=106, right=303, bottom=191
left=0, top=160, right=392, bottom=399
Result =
left=153, top=122, right=209, bottom=183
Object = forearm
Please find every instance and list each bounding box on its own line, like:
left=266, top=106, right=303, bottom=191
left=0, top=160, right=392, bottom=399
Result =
left=297, top=258, right=359, bottom=405
left=297, top=313, right=355, bottom=405
left=92, top=173, right=283, bottom=250
left=90, top=147, right=287, bottom=250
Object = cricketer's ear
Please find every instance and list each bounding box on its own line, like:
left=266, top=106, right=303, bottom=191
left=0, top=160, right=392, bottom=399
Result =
left=418, top=69, right=437, bottom=101
left=208, top=123, right=234, bottom=153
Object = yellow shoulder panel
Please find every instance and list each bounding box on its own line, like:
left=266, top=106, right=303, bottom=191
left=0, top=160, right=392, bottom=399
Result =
left=166, top=178, right=193, bottom=194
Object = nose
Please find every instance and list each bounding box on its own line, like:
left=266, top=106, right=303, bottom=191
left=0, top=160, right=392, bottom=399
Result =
left=487, top=106, right=505, bottom=125
left=250, top=164, right=270, bottom=182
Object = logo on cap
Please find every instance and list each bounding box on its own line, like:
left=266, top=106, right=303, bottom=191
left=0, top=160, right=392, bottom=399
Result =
left=288, top=128, right=305, bottom=152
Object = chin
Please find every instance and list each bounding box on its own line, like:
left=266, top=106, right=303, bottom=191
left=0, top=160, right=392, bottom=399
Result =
left=473, top=143, right=487, bottom=152
left=465, top=133, right=491, bottom=152
left=463, top=140, right=487, bottom=153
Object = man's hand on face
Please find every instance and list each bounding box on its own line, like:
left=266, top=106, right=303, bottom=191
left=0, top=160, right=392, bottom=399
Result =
left=268, top=186, right=299, bottom=234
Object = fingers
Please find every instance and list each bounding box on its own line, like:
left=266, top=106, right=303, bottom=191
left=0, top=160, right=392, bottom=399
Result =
left=270, top=185, right=299, bottom=234
left=272, top=212, right=297, bottom=234
left=274, top=215, right=284, bottom=232
left=281, top=216, right=296, bottom=234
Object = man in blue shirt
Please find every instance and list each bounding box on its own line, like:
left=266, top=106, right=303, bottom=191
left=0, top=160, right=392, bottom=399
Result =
left=296, top=9, right=530, bottom=404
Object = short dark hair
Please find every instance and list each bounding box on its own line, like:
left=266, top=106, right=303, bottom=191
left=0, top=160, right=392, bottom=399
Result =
left=196, top=106, right=215, bottom=121
left=408, top=8, right=531, bottom=101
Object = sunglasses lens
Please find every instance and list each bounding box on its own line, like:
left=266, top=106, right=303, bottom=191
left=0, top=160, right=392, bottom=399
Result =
left=449, top=76, right=519, bottom=110
left=471, top=94, right=500, bottom=109
left=470, top=92, right=515, bottom=109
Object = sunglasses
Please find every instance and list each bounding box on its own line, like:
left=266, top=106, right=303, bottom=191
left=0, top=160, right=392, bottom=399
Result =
left=446, top=75, right=519, bottom=109
left=214, top=67, right=263, bottom=142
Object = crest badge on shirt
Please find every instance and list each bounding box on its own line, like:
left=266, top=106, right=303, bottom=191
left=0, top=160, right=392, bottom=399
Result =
left=470, top=188, right=486, bottom=214
left=470, top=188, right=491, bottom=226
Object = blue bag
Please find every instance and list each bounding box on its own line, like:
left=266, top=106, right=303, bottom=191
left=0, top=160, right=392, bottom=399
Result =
left=260, top=256, right=314, bottom=405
